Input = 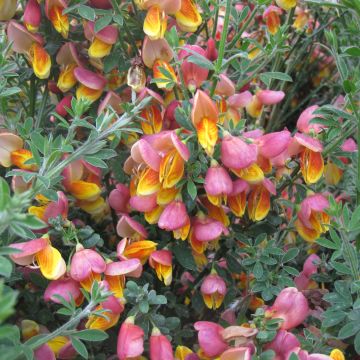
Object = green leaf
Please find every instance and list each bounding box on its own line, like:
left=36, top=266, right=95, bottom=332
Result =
left=187, top=180, right=197, bottom=200
left=139, top=300, right=149, bottom=313
left=282, top=248, right=299, bottom=263
left=331, top=261, right=352, bottom=275
left=0, top=87, right=21, bottom=98
left=349, top=205, right=360, bottom=231
left=78, top=5, right=96, bottom=21
left=343, top=79, right=356, bottom=94
left=0, top=256, right=12, bottom=278
left=283, top=266, right=299, bottom=276
left=187, top=55, right=215, bottom=70
left=0, top=178, right=10, bottom=211
left=173, top=242, right=197, bottom=271
left=75, top=329, right=109, bottom=342
left=355, top=331, right=360, bottom=354
left=259, top=72, right=293, bottom=85
left=322, top=311, right=346, bottom=327
left=316, top=237, right=340, bottom=250
left=84, top=156, right=107, bottom=169
left=343, top=46, right=360, bottom=56
left=71, top=337, right=88, bottom=359
left=253, top=261, right=263, bottom=279
left=338, top=321, right=360, bottom=339
left=94, top=15, right=113, bottom=32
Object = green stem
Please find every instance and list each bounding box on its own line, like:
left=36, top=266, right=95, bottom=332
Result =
left=35, top=88, right=49, bottom=129
left=26, top=302, right=95, bottom=352
left=29, top=77, right=37, bottom=118
left=227, top=5, right=259, bottom=50
left=209, top=0, right=232, bottom=97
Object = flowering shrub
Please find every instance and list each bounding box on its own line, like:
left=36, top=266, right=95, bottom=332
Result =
left=0, top=0, right=360, bottom=359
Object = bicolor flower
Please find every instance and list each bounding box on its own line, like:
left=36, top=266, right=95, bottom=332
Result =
left=45, top=0, right=69, bottom=38
left=192, top=90, right=219, bottom=156
left=86, top=292, right=124, bottom=330
left=228, top=179, right=249, bottom=217
left=265, top=287, right=309, bottom=330
left=117, top=317, right=144, bottom=360
left=248, top=178, right=276, bottom=221
left=200, top=195, right=230, bottom=227
left=190, top=215, right=228, bottom=253
left=7, top=21, right=51, bottom=79
left=263, top=6, right=283, bottom=35
left=105, top=259, right=142, bottom=298
left=10, top=148, right=37, bottom=171
left=149, top=328, right=174, bottom=360
left=246, top=90, right=285, bottom=118
left=175, top=0, right=202, bottom=33
left=142, top=36, right=173, bottom=69
left=10, top=235, right=66, bottom=280
left=204, top=163, right=233, bottom=206
left=295, top=193, right=330, bottom=242
left=139, top=0, right=181, bottom=40
left=201, top=271, right=227, bottom=310
left=24, top=0, right=42, bottom=33
left=0, top=132, right=24, bottom=167
left=29, top=191, right=68, bottom=224
left=56, top=42, right=83, bottom=92
left=140, top=104, right=163, bottom=134
left=149, top=249, right=172, bottom=285
left=194, top=322, right=228, bottom=358
left=74, top=67, right=107, bottom=102
left=293, top=133, right=324, bottom=184
left=158, top=199, right=190, bottom=232
left=84, top=21, right=118, bottom=59
left=116, top=215, right=148, bottom=240
left=221, top=132, right=257, bottom=172
left=117, top=238, right=157, bottom=264
left=70, top=245, right=106, bottom=291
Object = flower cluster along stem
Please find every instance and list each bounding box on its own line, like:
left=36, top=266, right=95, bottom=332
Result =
left=210, top=0, right=233, bottom=97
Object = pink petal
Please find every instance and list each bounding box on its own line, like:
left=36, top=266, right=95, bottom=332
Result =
left=257, top=90, right=285, bottom=105
left=73, top=67, right=107, bottom=90
left=116, top=215, right=148, bottom=239
left=131, top=139, right=161, bottom=171
left=105, top=259, right=143, bottom=278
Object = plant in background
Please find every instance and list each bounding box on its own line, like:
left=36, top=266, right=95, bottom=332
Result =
left=0, top=0, right=359, bottom=359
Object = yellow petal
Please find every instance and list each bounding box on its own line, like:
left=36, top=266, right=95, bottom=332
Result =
left=88, top=37, right=112, bottom=59
left=35, top=244, right=66, bottom=280
left=144, top=5, right=167, bottom=40
left=29, top=43, right=51, bottom=80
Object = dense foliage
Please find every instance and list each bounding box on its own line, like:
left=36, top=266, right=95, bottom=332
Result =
left=0, top=0, right=360, bottom=359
